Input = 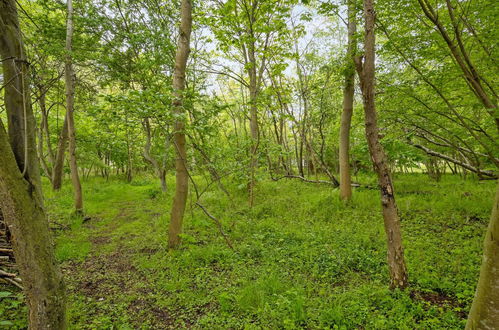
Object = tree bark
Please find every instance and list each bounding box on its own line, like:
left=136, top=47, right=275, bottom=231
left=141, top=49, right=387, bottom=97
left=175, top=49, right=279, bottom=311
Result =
left=0, top=0, right=43, bottom=204
left=65, top=0, right=83, bottom=213
left=356, top=0, right=408, bottom=289
left=248, top=38, right=259, bottom=207
left=142, top=118, right=167, bottom=192
left=168, top=0, right=192, bottom=249
left=0, top=1, right=66, bottom=326
left=52, top=117, right=69, bottom=190
left=339, top=0, right=357, bottom=202
left=0, top=120, right=67, bottom=329
left=466, top=182, right=499, bottom=329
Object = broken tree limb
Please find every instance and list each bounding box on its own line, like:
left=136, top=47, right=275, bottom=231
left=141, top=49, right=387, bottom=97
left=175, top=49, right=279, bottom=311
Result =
left=408, top=140, right=497, bottom=178
left=271, top=174, right=336, bottom=185
left=270, top=174, right=376, bottom=189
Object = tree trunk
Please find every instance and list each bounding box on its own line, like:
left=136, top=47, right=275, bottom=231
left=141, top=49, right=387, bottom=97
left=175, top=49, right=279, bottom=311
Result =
left=37, top=90, right=54, bottom=180
left=0, top=1, right=66, bottom=326
left=52, top=117, right=69, bottom=190
left=168, top=0, right=192, bottom=249
left=466, top=182, right=499, bottom=328
left=160, top=170, right=167, bottom=192
left=0, top=120, right=67, bottom=329
left=65, top=0, right=83, bottom=213
left=0, top=0, right=43, bottom=204
left=339, top=0, right=357, bottom=202
left=248, top=42, right=259, bottom=207
left=356, top=0, right=408, bottom=289
left=142, top=118, right=167, bottom=192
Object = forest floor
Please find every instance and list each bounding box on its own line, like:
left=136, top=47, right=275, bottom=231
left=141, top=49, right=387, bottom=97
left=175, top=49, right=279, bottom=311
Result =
left=0, top=173, right=495, bottom=329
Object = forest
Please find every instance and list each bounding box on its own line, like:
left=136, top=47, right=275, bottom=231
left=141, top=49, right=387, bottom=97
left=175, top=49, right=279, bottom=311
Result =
left=0, top=0, right=498, bottom=328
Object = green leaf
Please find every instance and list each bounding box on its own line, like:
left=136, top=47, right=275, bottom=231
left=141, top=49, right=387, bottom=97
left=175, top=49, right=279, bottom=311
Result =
left=0, top=292, right=12, bottom=298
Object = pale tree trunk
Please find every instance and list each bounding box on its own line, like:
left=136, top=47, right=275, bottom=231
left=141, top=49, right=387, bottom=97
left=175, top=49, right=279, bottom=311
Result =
left=466, top=182, right=499, bottom=328
left=65, top=0, right=83, bottom=213
left=0, top=1, right=66, bottom=326
left=52, top=117, right=69, bottom=190
left=356, top=0, right=408, bottom=289
left=339, top=0, right=357, bottom=202
left=168, top=0, right=192, bottom=249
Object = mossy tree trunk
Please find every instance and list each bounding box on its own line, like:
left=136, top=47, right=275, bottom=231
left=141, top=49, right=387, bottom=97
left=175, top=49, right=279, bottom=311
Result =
left=0, top=0, right=43, bottom=204
left=0, top=0, right=66, bottom=326
left=0, top=121, right=67, bottom=328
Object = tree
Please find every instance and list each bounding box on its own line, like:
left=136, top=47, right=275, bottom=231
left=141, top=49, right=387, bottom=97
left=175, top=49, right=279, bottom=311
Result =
left=356, top=0, right=408, bottom=289
left=168, top=0, right=192, bottom=249
left=0, top=0, right=66, bottom=326
left=339, top=0, right=357, bottom=201
left=466, top=182, right=499, bottom=328
left=209, top=0, right=294, bottom=206
left=0, top=0, right=43, bottom=204
left=64, top=0, right=84, bottom=213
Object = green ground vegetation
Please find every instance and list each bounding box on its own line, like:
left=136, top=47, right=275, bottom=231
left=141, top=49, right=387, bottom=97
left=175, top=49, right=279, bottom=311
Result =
left=1, top=173, right=494, bottom=329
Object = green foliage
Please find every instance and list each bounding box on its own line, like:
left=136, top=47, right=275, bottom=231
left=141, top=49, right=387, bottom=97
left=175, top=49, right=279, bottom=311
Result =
left=0, top=291, right=28, bottom=329
left=3, top=174, right=493, bottom=328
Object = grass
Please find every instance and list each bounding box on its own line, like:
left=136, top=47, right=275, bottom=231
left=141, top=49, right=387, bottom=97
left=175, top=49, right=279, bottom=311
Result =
left=0, top=173, right=495, bottom=329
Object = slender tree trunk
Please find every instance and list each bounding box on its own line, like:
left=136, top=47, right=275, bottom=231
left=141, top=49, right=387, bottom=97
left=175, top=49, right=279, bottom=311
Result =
left=52, top=117, right=69, bottom=190
left=356, top=0, right=408, bottom=289
left=37, top=90, right=54, bottom=180
left=142, top=118, right=167, bottom=192
left=248, top=42, right=259, bottom=207
left=0, top=1, right=66, bottom=326
left=38, top=89, right=55, bottom=164
left=466, top=182, right=499, bottom=328
left=168, top=0, right=192, bottom=249
left=339, top=0, right=357, bottom=201
left=160, top=170, right=167, bottom=192
left=65, top=0, right=83, bottom=213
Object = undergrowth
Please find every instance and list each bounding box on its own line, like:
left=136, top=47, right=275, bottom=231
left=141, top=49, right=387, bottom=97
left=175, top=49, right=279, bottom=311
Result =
left=0, top=173, right=494, bottom=329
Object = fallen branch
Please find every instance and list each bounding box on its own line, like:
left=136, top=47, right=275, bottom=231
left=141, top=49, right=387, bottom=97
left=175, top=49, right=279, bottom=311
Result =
left=0, top=269, right=17, bottom=278
left=0, top=269, right=22, bottom=289
left=271, top=175, right=375, bottom=189
left=271, top=175, right=336, bottom=185
left=408, top=140, right=497, bottom=178
left=0, top=277, right=23, bottom=289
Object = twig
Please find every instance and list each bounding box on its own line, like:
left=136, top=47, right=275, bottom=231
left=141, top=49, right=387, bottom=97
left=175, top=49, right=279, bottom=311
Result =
left=196, top=202, right=234, bottom=250
left=0, top=277, right=23, bottom=290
